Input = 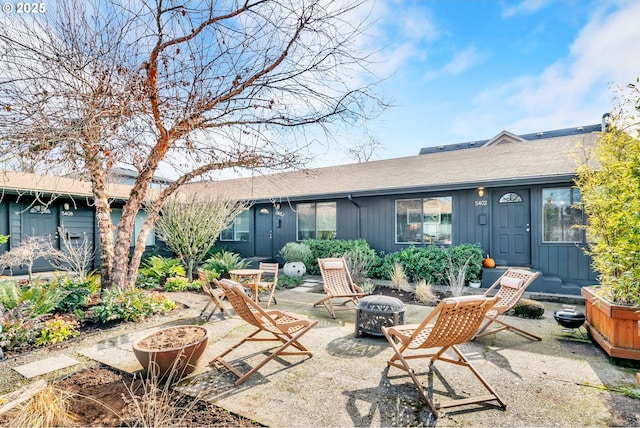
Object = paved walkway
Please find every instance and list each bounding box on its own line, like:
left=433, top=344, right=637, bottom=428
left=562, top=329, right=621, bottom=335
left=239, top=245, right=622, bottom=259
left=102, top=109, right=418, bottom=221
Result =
left=10, top=282, right=640, bottom=426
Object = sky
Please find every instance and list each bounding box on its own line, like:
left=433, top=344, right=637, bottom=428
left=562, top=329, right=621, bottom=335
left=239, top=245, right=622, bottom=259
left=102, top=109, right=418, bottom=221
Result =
left=319, top=0, right=640, bottom=168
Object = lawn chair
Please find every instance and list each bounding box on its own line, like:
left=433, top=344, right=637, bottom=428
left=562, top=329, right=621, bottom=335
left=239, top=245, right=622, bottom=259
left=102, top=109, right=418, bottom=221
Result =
left=255, top=262, right=279, bottom=308
left=315, top=257, right=365, bottom=318
left=210, top=279, right=318, bottom=386
left=473, top=268, right=542, bottom=341
left=197, top=268, right=232, bottom=321
left=382, top=295, right=505, bottom=417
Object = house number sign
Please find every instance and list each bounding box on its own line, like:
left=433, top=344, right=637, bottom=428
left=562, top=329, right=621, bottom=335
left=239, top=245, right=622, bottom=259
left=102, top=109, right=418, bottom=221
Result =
left=474, top=200, right=488, bottom=207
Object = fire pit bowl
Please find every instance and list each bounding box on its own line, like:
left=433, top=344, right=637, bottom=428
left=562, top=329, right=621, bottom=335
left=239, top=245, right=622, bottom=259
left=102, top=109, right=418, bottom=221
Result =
left=553, top=310, right=585, bottom=329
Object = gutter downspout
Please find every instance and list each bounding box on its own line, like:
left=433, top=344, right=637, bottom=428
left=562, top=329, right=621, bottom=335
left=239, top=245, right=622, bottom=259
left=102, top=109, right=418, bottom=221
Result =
left=347, top=194, right=361, bottom=239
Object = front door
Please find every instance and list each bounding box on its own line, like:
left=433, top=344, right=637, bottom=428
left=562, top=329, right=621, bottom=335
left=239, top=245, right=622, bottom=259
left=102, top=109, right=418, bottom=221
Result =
left=492, top=190, right=531, bottom=266
left=22, top=203, right=59, bottom=271
left=254, top=205, right=273, bottom=258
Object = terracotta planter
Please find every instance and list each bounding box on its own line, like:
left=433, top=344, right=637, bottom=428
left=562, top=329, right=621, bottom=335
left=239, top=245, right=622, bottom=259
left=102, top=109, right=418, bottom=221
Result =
left=132, top=325, right=210, bottom=378
left=582, top=286, right=640, bottom=361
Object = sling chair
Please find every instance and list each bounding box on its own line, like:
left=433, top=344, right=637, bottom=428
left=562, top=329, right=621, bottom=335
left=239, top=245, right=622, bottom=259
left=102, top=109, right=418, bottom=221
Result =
left=315, top=257, right=365, bottom=318
left=255, top=262, right=279, bottom=308
left=382, top=295, right=505, bottom=417
left=197, top=268, right=232, bottom=321
left=473, top=268, right=542, bottom=341
left=210, top=279, right=318, bottom=386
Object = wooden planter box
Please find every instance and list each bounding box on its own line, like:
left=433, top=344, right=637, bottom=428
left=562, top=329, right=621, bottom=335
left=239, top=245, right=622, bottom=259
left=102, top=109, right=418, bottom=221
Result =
left=582, top=286, right=640, bottom=361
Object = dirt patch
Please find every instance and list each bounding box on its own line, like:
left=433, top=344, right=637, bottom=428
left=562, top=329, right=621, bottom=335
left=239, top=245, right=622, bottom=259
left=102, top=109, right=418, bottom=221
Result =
left=0, top=367, right=261, bottom=427
left=136, top=326, right=207, bottom=350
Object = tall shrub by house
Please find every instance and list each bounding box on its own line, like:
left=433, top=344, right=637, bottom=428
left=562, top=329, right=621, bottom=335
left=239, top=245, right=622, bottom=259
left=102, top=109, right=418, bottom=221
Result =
left=575, top=118, right=640, bottom=306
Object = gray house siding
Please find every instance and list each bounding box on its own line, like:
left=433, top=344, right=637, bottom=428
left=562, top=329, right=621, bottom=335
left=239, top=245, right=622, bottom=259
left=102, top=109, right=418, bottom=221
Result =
left=220, top=184, right=595, bottom=295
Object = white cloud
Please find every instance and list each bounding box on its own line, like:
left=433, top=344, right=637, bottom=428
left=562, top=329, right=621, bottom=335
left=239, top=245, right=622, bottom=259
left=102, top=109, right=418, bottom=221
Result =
left=502, top=0, right=553, bottom=18
left=423, top=46, right=486, bottom=80
left=453, top=1, right=640, bottom=137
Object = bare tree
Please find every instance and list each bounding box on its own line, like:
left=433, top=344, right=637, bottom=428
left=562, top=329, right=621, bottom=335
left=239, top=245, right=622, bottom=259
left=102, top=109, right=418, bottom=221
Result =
left=0, top=0, right=385, bottom=288
left=154, top=193, right=249, bottom=280
left=346, top=136, right=384, bottom=163
left=50, top=226, right=95, bottom=280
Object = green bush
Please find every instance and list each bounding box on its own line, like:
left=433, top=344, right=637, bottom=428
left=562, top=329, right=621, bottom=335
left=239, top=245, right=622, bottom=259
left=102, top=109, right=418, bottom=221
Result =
left=0, top=279, right=68, bottom=317
left=368, top=243, right=483, bottom=285
left=139, top=256, right=186, bottom=286
left=52, top=273, right=101, bottom=313
left=0, top=305, right=41, bottom=350
left=202, top=250, right=249, bottom=278
left=35, top=315, right=80, bottom=346
left=94, top=288, right=176, bottom=323
left=277, top=275, right=305, bottom=289
left=164, top=276, right=201, bottom=292
left=304, top=239, right=378, bottom=275
left=279, top=242, right=312, bottom=263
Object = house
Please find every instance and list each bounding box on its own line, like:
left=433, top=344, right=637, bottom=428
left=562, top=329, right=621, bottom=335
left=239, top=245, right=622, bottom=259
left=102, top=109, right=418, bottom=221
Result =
left=0, top=171, right=161, bottom=275
left=182, top=123, right=603, bottom=295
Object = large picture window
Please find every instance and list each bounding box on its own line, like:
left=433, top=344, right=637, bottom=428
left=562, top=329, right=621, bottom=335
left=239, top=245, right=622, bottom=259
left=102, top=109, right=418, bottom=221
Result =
left=297, top=202, right=336, bottom=240
left=542, top=188, right=584, bottom=242
left=220, top=209, right=250, bottom=241
left=396, top=197, right=452, bottom=244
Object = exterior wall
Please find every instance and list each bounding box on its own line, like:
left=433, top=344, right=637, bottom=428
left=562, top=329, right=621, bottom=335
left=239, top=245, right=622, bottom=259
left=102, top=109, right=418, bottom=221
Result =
left=219, top=184, right=596, bottom=295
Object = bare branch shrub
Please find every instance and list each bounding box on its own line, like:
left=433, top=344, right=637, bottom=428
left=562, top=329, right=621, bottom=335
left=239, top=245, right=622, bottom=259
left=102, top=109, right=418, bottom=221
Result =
left=0, top=236, right=60, bottom=280
left=49, top=226, right=95, bottom=279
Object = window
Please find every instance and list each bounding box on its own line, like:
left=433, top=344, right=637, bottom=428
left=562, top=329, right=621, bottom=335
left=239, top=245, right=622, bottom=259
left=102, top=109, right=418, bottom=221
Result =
left=396, top=197, right=452, bottom=244
left=542, top=188, right=584, bottom=242
left=220, top=209, right=250, bottom=241
left=297, top=202, right=336, bottom=240
left=110, top=208, right=156, bottom=246
left=499, top=192, right=523, bottom=203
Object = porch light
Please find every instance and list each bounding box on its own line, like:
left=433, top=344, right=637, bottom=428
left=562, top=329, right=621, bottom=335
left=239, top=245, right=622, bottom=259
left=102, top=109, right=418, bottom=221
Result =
left=477, top=187, right=485, bottom=198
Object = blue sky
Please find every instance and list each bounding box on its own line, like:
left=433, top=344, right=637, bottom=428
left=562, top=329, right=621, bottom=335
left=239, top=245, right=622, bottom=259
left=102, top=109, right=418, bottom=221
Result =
left=321, top=0, right=640, bottom=167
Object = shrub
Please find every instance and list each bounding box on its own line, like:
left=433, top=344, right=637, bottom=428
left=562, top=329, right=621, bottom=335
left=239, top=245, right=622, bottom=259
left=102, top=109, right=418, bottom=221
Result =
left=164, top=276, right=200, bottom=292
left=52, top=273, right=101, bottom=313
left=0, top=304, right=41, bottom=350
left=35, top=314, right=80, bottom=346
left=277, top=275, right=304, bottom=289
left=202, top=250, right=248, bottom=278
left=279, top=242, right=312, bottom=263
left=415, top=279, right=436, bottom=304
left=0, top=279, right=68, bottom=317
left=304, top=239, right=377, bottom=275
left=94, top=288, right=176, bottom=323
left=139, top=256, right=186, bottom=286
left=388, top=263, right=409, bottom=291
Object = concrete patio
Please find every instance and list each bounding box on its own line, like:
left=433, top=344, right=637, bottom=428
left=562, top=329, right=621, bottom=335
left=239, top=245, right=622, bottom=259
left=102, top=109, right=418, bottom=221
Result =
left=8, top=280, right=640, bottom=426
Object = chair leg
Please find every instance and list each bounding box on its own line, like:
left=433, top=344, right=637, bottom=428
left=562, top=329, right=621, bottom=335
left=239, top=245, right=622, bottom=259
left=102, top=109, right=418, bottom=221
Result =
left=384, top=330, right=439, bottom=416
left=210, top=323, right=316, bottom=386
left=474, top=316, right=541, bottom=341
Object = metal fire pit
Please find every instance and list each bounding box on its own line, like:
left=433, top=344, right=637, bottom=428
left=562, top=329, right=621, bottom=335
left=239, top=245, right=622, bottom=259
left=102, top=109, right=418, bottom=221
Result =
left=355, top=295, right=405, bottom=337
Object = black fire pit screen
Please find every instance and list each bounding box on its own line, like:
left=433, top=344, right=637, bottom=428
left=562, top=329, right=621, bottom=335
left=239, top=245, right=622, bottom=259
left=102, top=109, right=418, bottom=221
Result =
left=355, top=295, right=405, bottom=337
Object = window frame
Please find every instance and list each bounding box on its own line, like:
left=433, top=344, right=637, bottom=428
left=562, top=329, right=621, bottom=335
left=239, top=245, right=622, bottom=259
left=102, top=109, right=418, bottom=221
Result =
left=395, top=196, right=453, bottom=245
left=296, top=202, right=337, bottom=241
left=541, top=187, right=585, bottom=244
left=220, top=209, right=250, bottom=242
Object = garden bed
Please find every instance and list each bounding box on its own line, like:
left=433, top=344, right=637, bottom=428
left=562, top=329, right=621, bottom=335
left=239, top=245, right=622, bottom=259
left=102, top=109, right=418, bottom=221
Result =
left=0, top=366, right=261, bottom=427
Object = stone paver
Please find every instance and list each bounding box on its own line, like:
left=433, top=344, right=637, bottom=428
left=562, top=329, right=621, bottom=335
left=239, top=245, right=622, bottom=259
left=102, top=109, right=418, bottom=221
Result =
left=13, top=355, right=80, bottom=378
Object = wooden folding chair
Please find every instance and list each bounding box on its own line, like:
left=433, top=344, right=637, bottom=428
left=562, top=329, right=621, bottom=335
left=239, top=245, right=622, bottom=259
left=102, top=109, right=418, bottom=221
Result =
left=315, top=257, right=365, bottom=318
left=255, top=262, right=279, bottom=308
left=474, top=268, right=542, bottom=341
left=210, top=279, right=318, bottom=386
left=197, top=268, right=232, bottom=321
left=383, top=295, right=505, bottom=418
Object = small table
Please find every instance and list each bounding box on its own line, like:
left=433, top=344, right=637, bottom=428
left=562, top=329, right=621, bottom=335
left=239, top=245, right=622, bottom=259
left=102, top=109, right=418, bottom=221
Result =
left=355, top=295, right=405, bottom=337
left=229, top=269, right=263, bottom=302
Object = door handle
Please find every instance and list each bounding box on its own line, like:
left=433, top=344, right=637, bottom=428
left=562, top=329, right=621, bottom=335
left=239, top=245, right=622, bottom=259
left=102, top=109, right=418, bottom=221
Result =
left=526, top=223, right=530, bottom=232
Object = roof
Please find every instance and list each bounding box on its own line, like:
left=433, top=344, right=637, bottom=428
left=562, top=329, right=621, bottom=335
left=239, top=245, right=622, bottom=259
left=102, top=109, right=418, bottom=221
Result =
left=0, top=170, right=137, bottom=200
left=183, top=126, right=600, bottom=202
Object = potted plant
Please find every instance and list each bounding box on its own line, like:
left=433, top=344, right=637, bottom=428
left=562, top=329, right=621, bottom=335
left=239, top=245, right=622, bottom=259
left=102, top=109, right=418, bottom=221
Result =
left=132, top=325, right=210, bottom=379
left=575, top=95, right=640, bottom=360
left=279, top=242, right=311, bottom=277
